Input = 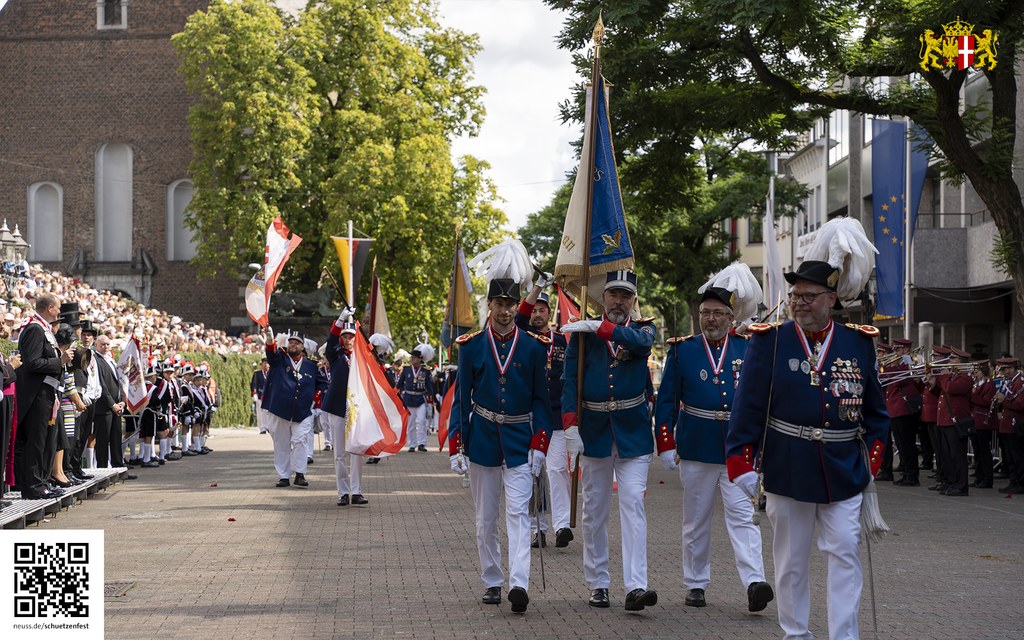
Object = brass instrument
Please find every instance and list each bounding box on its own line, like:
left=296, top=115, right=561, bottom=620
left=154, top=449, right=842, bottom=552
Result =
left=877, top=346, right=923, bottom=369
left=878, top=360, right=978, bottom=387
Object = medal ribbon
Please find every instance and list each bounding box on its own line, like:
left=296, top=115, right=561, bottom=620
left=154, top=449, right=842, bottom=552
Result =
left=605, top=315, right=630, bottom=359
left=488, top=326, right=519, bottom=377
left=794, top=320, right=834, bottom=372
left=701, top=334, right=730, bottom=378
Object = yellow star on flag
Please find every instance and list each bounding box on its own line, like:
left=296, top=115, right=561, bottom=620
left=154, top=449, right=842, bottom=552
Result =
left=890, top=195, right=897, bottom=203
left=879, top=215, right=886, bottom=222
left=891, top=237, right=898, bottom=244
left=882, top=227, right=890, bottom=235
left=881, top=204, right=888, bottom=211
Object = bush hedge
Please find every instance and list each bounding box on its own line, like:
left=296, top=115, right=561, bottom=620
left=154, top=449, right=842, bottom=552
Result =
left=1, top=340, right=262, bottom=428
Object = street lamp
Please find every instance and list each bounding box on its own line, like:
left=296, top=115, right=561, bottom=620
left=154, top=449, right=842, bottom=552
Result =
left=0, top=219, right=30, bottom=300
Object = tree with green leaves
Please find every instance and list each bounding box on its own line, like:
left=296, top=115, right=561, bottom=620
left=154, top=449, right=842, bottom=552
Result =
left=174, top=0, right=505, bottom=346
left=545, top=0, right=1024, bottom=316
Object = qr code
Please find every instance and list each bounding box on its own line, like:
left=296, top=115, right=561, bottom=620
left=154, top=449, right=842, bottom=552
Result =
left=13, top=543, right=90, bottom=618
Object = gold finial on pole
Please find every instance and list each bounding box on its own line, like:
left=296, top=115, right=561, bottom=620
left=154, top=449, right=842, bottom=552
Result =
left=592, top=12, right=605, bottom=47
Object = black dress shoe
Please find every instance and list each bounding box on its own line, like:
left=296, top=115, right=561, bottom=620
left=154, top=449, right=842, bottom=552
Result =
left=875, top=472, right=894, bottom=482
left=49, top=477, right=72, bottom=488
left=481, top=586, right=501, bottom=605
left=685, top=588, right=707, bottom=607
left=747, top=581, right=774, bottom=612
left=367, top=457, right=380, bottom=464
left=588, top=588, right=609, bottom=608
left=974, top=482, right=993, bottom=488
left=417, top=444, right=428, bottom=452
left=337, top=494, right=349, bottom=506
left=531, top=532, right=546, bottom=548
left=276, top=478, right=290, bottom=488
left=293, top=473, right=309, bottom=487
left=508, top=586, right=529, bottom=613
left=942, top=488, right=969, bottom=496
left=350, top=494, right=368, bottom=505
left=157, top=458, right=166, bottom=465
left=307, top=457, right=314, bottom=464
left=408, top=447, right=416, bottom=453
left=141, top=461, right=160, bottom=468
left=624, top=588, right=658, bottom=611
left=555, top=527, right=574, bottom=548
left=894, top=477, right=920, bottom=486
left=927, top=483, right=947, bottom=491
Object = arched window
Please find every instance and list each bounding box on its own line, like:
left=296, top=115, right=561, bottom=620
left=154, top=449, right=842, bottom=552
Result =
left=95, top=142, right=133, bottom=261
left=166, top=179, right=197, bottom=261
left=27, top=182, right=63, bottom=261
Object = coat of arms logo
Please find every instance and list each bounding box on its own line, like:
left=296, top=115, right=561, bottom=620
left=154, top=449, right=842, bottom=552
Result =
left=919, top=17, right=998, bottom=72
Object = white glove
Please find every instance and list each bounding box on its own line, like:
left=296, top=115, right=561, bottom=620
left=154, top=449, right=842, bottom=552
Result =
left=449, top=454, right=468, bottom=476
left=734, top=471, right=759, bottom=500
left=529, top=450, right=546, bottom=477
left=659, top=449, right=678, bottom=471
left=535, top=270, right=555, bottom=288
left=560, top=319, right=603, bottom=334
left=563, top=425, right=583, bottom=471
left=337, top=306, right=355, bottom=323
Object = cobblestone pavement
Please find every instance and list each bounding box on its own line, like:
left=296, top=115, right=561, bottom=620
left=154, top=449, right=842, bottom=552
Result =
left=38, top=428, right=1024, bottom=639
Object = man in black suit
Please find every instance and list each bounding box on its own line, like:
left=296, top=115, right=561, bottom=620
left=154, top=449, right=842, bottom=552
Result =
left=92, top=333, right=129, bottom=472
left=14, top=293, right=71, bottom=499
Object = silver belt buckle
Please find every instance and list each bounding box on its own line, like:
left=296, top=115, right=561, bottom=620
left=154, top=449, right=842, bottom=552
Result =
left=493, top=412, right=505, bottom=424
left=608, top=400, right=620, bottom=411
left=810, top=428, right=824, bottom=442
left=715, top=411, right=727, bottom=421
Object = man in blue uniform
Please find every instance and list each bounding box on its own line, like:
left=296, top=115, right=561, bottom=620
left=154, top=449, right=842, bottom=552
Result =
left=448, top=278, right=552, bottom=614
left=261, top=328, right=328, bottom=488
left=398, top=346, right=435, bottom=452
left=561, top=270, right=659, bottom=612
left=655, top=285, right=773, bottom=612
left=725, top=260, right=889, bottom=640
left=322, top=311, right=369, bottom=506
left=514, top=275, right=580, bottom=549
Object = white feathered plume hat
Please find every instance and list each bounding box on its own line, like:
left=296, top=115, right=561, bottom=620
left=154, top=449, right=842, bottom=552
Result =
left=785, top=217, right=878, bottom=308
left=412, top=343, right=435, bottom=363
left=467, top=237, right=534, bottom=302
left=368, top=333, right=396, bottom=356
left=698, top=262, right=763, bottom=324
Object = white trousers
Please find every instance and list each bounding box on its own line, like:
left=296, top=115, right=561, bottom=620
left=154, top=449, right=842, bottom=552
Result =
left=532, top=430, right=571, bottom=534
left=469, top=462, right=532, bottom=590
left=679, top=460, right=766, bottom=590
left=582, top=449, right=651, bottom=591
left=767, top=492, right=863, bottom=640
left=323, top=411, right=363, bottom=497
left=408, top=404, right=427, bottom=447
left=264, top=410, right=311, bottom=479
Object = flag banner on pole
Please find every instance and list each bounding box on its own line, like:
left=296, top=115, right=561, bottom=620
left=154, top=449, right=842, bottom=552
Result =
left=555, top=284, right=581, bottom=328
left=118, top=336, right=149, bottom=414
left=345, top=324, right=409, bottom=457
left=437, top=380, right=456, bottom=451
left=368, top=273, right=392, bottom=337
left=871, top=119, right=928, bottom=319
left=331, top=236, right=373, bottom=307
left=762, top=206, right=786, bottom=322
left=246, top=216, right=302, bottom=328
left=554, top=72, right=634, bottom=308
left=441, top=246, right=475, bottom=348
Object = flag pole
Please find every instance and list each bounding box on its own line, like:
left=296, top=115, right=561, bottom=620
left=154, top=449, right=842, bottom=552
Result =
left=570, top=15, right=604, bottom=529
left=902, top=118, right=912, bottom=339
left=348, top=220, right=355, bottom=308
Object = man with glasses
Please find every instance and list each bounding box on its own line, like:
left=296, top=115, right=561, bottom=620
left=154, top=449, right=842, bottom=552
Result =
left=726, top=259, right=889, bottom=640
left=655, top=280, right=773, bottom=613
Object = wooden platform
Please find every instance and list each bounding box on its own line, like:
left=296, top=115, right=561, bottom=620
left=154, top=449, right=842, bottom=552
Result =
left=1, top=467, right=129, bottom=529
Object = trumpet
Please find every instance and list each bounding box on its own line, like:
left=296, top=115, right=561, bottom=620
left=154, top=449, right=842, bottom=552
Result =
left=878, top=346, right=923, bottom=369
left=923, top=361, right=979, bottom=374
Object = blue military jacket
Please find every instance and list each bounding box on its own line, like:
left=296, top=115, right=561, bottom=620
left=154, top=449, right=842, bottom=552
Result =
left=397, top=364, right=435, bottom=408
left=448, top=323, right=553, bottom=467
left=261, top=344, right=328, bottom=423
left=562, top=316, right=656, bottom=459
left=514, top=301, right=567, bottom=428
left=655, top=333, right=748, bottom=464
left=725, top=320, right=890, bottom=504
left=323, top=324, right=351, bottom=417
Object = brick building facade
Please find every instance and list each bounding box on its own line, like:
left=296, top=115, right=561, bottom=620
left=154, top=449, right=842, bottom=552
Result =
left=0, top=0, right=245, bottom=329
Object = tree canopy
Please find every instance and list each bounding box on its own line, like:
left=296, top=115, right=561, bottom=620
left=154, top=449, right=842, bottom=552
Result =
left=544, top=0, right=1024, bottom=318
left=173, top=0, right=505, bottom=346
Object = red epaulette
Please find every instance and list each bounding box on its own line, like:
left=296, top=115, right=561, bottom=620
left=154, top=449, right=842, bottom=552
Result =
left=528, top=331, right=552, bottom=346
left=455, top=330, right=482, bottom=345
left=666, top=335, right=693, bottom=345
left=845, top=323, right=880, bottom=338
left=747, top=322, right=777, bottom=334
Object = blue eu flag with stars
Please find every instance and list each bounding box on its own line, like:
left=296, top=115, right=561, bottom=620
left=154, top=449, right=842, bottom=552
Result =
left=871, top=119, right=928, bottom=319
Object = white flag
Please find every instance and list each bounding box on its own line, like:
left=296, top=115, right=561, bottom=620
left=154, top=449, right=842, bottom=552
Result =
left=246, top=216, right=302, bottom=328
left=763, top=202, right=786, bottom=322
left=117, top=336, right=149, bottom=413
left=345, top=325, right=409, bottom=457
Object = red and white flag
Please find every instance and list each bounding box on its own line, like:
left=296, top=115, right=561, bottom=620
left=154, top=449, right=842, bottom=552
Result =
left=245, top=216, right=302, bottom=328
left=345, top=324, right=409, bottom=457
left=437, top=380, right=455, bottom=451
left=118, top=336, right=149, bottom=413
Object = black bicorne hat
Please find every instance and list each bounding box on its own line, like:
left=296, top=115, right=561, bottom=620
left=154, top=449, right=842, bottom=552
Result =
left=699, top=286, right=734, bottom=309
left=487, top=278, right=520, bottom=302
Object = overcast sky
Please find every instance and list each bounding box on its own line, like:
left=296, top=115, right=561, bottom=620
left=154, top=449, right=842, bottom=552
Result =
left=0, top=0, right=579, bottom=230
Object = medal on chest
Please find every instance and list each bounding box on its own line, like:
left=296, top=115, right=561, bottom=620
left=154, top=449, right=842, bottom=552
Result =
left=701, top=334, right=730, bottom=386
left=795, top=323, right=834, bottom=387
left=489, top=328, right=519, bottom=384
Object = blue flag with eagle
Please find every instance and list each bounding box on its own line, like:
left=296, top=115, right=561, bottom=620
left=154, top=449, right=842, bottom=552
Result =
left=871, top=119, right=928, bottom=319
left=554, top=71, right=634, bottom=307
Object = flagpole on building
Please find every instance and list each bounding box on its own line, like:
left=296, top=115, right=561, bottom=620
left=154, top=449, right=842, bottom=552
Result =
left=569, top=15, right=604, bottom=529
left=903, top=118, right=912, bottom=339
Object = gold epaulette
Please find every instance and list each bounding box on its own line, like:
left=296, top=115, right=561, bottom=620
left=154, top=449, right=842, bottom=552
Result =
left=666, top=335, right=693, bottom=345
left=455, top=329, right=482, bottom=345
left=636, top=316, right=656, bottom=323
left=845, top=323, right=880, bottom=338
left=528, top=331, right=552, bottom=345
left=748, top=322, right=778, bottom=334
